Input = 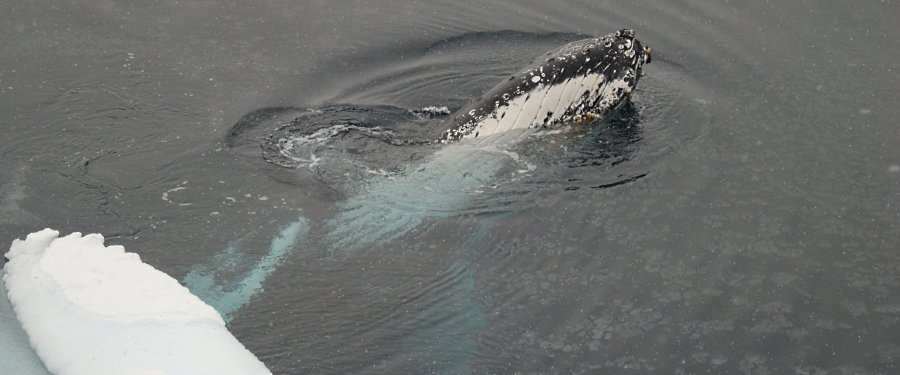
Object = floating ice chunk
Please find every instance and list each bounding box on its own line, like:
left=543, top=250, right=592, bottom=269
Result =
left=3, top=229, right=271, bottom=375
left=0, top=278, right=51, bottom=375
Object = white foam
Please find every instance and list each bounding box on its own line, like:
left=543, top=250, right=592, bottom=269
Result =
left=417, top=106, right=451, bottom=115
left=3, top=229, right=272, bottom=375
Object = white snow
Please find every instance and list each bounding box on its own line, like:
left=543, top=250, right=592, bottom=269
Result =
left=0, top=278, right=52, bottom=375
left=2, top=229, right=272, bottom=375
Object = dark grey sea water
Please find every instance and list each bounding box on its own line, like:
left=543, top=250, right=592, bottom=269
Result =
left=1, top=1, right=899, bottom=374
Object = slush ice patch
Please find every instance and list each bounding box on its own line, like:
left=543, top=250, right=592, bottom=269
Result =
left=842, top=299, right=870, bottom=316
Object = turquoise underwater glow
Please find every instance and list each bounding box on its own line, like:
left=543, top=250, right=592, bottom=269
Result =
left=184, top=133, right=532, bottom=373
left=184, top=218, right=309, bottom=323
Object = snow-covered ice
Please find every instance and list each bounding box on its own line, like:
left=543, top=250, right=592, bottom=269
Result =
left=0, top=277, right=51, bottom=375
left=2, top=229, right=272, bottom=375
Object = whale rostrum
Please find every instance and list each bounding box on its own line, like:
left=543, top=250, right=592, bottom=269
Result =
left=438, top=29, right=651, bottom=143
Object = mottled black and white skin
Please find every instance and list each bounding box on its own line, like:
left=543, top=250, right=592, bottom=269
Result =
left=438, top=29, right=651, bottom=143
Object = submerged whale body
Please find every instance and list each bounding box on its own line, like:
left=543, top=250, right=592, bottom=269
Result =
left=438, top=29, right=651, bottom=142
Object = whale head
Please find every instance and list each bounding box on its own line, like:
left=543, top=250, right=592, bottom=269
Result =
left=440, top=29, right=652, bottom=142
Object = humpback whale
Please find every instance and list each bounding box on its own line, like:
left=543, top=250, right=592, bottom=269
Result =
left=438, top=29, right=651, bottom=142
left=193, top=31, right=658, bottom=349
left=224, top=29, right=653, bottom=190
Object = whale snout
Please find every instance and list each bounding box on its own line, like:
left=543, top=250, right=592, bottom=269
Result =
left=610, top=29, right=651, bottom=66
left=438, top=29, right=655, bottom=142
left=615, top=29, right=636, bottom=38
